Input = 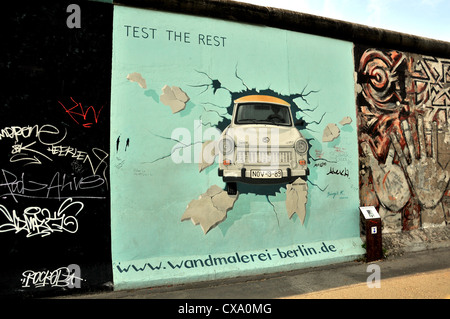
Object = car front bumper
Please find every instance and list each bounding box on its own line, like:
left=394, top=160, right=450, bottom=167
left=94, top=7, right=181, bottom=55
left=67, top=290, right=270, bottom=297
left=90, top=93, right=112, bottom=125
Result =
left=218, top=167, right=309, bottom=184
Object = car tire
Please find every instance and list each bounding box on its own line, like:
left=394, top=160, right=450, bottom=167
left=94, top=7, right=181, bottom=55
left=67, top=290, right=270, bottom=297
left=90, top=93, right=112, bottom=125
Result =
left=226, top=182, right=237, bottom=195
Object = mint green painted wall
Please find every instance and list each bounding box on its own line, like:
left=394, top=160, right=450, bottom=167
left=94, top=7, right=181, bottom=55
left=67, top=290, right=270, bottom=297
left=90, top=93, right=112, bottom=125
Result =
left=111, top=5, right=363, bottom=289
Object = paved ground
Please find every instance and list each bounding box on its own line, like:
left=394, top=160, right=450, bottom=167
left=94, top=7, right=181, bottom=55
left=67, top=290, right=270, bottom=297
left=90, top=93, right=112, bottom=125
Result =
left=56, top=247, right=450, bottom=299
left=283, top=268, right=450, bottom=299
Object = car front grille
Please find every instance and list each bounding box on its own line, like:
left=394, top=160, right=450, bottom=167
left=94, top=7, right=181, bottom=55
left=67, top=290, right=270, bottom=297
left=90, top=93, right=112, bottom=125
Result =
left=236, top=150, right=293, bottom=164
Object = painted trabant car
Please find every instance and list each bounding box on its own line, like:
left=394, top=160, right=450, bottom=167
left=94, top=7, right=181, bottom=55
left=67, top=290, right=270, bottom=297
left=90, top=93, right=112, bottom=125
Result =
left=218, top=95, right=309, bottom=194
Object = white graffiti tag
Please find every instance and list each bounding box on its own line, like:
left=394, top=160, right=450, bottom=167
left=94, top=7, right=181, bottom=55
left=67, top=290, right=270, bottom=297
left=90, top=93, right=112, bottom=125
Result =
left=0, top=198, right=84, bottom=237
left=21, top=264, right=83, bottom=288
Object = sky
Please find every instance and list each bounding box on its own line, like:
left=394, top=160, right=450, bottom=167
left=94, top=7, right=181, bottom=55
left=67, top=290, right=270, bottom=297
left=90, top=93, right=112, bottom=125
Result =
left=232, top=0, right=450, bottom=42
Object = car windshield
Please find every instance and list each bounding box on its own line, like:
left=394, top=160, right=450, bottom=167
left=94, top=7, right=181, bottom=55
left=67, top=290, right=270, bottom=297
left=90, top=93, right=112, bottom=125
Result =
left=235, top=103, right=291, bottom=126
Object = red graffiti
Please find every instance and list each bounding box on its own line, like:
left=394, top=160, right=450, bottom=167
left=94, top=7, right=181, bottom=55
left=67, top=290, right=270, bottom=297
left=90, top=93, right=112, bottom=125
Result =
left=58, top=97, right=103, bottom=128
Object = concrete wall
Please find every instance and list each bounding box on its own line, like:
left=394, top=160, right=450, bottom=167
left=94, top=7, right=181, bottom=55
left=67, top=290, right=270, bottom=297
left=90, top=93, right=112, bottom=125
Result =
left=110, top=4, right=363, bottom=291
left=356, top=46, right=450, bottom=231
left=1, top=0, right=448, bottom=297
left=0, top=0, right=113, bottom=297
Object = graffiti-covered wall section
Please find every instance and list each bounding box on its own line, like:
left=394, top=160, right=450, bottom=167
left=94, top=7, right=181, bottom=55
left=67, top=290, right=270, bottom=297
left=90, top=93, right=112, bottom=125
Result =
left=356, top=46, right=450, bottom=232
left=110, top=5, right=364, bottom=290
left=0, top=1, right=113, bottom=296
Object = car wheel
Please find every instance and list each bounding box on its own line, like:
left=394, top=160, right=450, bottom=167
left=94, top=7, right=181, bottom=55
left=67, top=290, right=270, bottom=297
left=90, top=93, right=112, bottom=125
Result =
left=226, top=182, right=237, bottom=195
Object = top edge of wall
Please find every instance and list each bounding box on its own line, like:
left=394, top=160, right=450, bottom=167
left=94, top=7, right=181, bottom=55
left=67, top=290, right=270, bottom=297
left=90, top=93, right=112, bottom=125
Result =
left=112, top=0, right=450, bottom=57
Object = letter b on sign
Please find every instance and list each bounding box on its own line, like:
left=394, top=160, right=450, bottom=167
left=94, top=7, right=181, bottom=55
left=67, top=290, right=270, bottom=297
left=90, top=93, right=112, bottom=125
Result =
left=66, top=4, right=81, bottom=29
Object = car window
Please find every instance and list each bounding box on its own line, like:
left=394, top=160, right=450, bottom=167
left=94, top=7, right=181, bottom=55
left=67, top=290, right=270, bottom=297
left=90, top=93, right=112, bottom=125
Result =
left=235, top=103, right=291, bottom=126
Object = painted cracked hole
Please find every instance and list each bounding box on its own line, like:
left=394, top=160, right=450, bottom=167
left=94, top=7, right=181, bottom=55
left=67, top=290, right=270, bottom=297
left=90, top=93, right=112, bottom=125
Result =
left=140, top=67, right=349, bottom=234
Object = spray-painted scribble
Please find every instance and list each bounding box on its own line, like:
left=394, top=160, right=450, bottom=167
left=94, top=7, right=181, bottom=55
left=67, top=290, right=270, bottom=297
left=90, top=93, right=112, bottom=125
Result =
left=58, top=97, right=104, bottom=128
left=0, top=169, right=106, bottom=202
left=0, top=198, right=84, bottom=237
left=0, top=123, right=109, bottom=188
left=21, top=264, right=83, bottom=288
left=0, top=124, right=67, bottom=144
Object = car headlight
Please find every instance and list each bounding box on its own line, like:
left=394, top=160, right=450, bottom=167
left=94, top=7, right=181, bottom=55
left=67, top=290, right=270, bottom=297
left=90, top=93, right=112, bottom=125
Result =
left=294, top=139, right=308, bottom=154
left=218, top=136, right=235, bottom=155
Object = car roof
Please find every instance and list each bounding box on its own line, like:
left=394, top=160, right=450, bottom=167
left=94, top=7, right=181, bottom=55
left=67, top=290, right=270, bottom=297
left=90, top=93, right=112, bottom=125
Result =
left=234, top=95, right=290, bottom=106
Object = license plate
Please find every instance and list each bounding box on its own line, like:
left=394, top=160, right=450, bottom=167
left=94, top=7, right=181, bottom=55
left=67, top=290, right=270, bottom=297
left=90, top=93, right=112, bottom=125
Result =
left=250, top=169, right=282, bottom=179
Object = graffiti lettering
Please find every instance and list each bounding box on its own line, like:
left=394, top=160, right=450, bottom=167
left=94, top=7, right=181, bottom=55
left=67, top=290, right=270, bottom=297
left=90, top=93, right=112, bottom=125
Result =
left=0, top=122, right=109, bottom=174
left=21, top=264, right=83, bottom=288
left=327, top=167, right=349, bottom=178
left=327, top=190, right=346, bottom=199
left=47, top=146, right=108, bottom=180
left=0, top=124, right=66, bottom=145
left=0, top=198, right=83, bottom=237
left=83, top=148, right=109, bottom=189
left=47, top=145, right=88, bottom=161
left=314, top=162, right=327, bottom=167
left=58, top=97, right=104, bottom=128
left=0, top=169, right=105, bottom=202
left=11, top=141, right=53, bottom=165
left=83, top=148, right=108, bottom=176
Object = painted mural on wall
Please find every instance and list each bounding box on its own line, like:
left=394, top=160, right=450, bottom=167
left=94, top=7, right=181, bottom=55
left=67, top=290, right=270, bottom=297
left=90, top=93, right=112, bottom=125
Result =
left=355, top=46, right=450, bottom=232
left=111, top=6, right=364, bottom=289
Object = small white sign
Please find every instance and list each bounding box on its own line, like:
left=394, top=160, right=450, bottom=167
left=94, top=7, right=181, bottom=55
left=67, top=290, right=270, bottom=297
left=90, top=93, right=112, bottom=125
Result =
left=371, top=226, right=377, bottom=234
left=360, top=206, right=381, bottom=219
